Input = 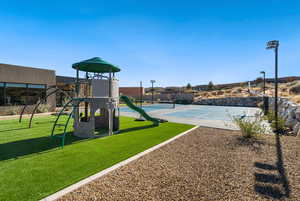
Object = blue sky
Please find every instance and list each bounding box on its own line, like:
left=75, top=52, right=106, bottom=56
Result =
left=1, top=0, right=300, bottom=87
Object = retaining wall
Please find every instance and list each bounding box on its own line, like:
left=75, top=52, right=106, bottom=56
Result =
left=193, top=97, right=262, bottom=107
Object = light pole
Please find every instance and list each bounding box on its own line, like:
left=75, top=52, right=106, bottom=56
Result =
left=266, top=40, right=279, bottom=132
left=140, top=81, right=143, bottom=108
left=260, top=71, right=266, bottom=95
left=135, top=81, right=145, bottom=121
left=150, top=80, right=156, bottom=104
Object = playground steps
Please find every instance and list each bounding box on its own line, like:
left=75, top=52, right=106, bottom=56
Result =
left=51, top=99, right=74, bottom=148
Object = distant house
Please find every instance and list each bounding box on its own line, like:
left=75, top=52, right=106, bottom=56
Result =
left=119, top=87, right=144, bottom=98
left=161, top=87, right=183, bottom=94
left=192, top=85, right=207, bottom=91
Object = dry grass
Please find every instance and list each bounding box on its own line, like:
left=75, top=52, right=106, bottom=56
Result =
left=231, top=87, right=243, bottom=94
left=216, top=90, right=224, bottom=95
left=290, top=95, right=300, bottom=104
left=280, top=91, right=290, bottom=97
left=195, top=81, right=300, bottom=103
left=58, top=127, right=300, bottom=201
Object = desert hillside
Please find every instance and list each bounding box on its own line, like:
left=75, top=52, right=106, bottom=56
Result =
left=193, top=80, right=300, bottom=104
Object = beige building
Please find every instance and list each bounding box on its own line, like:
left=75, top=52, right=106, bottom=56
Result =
left=0, top=63, right=56, bottom=115
left=0, top=63, right=150, bottom=115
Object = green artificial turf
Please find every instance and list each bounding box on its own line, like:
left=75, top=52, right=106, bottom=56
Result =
left=0, top=115, right=193, bottom=201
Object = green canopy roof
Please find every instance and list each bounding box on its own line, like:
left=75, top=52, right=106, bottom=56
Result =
left=72, top=57, right=121, bottom=73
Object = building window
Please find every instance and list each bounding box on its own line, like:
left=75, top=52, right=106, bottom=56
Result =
left=5, top=83, right=28, bottom=106
left=0, top=82, right=46, bottom=106
left=27, top=84, right=46, bottom=105
left=0, top=83, right=4, bottom=106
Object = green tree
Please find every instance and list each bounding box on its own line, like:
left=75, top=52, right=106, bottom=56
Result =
left=207, top=81, right=214, bottom=90
left=255, top=77, right=263, bottom=84
left=186, top=83, right=192, bottom=89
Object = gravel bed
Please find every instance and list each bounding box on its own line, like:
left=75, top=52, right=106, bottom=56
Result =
left=58, top=127, right=300, bottom=201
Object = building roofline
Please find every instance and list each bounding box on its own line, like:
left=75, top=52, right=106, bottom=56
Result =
left=0, top=63, right=55, bottom=73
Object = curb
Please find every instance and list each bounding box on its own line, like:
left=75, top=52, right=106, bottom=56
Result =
left=40, top=125, right=199, bottom=201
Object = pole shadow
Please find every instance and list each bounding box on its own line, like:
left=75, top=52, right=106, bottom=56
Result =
left=254, top=134, right=290, bottom=199
left=118, top=124, right=157, bottom=134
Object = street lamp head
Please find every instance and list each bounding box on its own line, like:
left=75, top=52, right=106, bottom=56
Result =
left=260, top=71, right=265, bottom=74
left=266, top=40, right=279, bottom=49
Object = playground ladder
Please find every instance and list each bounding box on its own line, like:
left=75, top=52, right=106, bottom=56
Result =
left=51, top=99, right=74, bottom=148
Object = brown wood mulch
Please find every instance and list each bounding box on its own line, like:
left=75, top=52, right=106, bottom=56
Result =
left=58, top=127, right=300, bottom=201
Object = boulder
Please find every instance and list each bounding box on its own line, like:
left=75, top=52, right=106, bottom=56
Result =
left=293, top=123, right=300, bottom=135
left=285, top=106, right=296, bottom=118
left=295, top=107, right=300, bottom=121
left=281, top=112, right=290, bottom=121
left=289, top=83, right=300, bottom=94
left=285, top=117, right=298, bottom=128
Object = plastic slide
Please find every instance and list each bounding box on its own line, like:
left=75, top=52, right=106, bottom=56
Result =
left=120, top=95, right=160, bottom=126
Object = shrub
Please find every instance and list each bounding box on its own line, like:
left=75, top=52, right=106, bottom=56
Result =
left=270, top=116, right=286, bottom=134
left=281, top=87, right=288, bottom=92
left=224, top=89, right=231, bottom=94
left=290, top=95, right=300, bottom=104
left=232, top=113, right=266, bottom=138
left=211, top=91, right=217, bottom=96
left=280, top=91, right=289, bottom=97
left=289, top=83, right=300, bottom=95
left=201, top=92, right=209, bottom=97
left=231, top=87, right=243, bottom=94
left=36, top=104, right=51, bottom=113
left=266, top=111, right=287, bottom=134
left=216, top=90, right=224, bottom=95
left=266, top=110, right=275, bottom=122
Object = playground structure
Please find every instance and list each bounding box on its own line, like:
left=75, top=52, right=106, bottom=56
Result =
left=120, top=95, right=159, bottom=126
left=19, top=85, right=72, bottom=127
left=18, top=57, right=161, bottom=147
left=52, top=57, right=121, bottom=141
